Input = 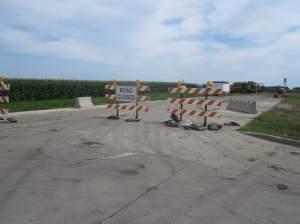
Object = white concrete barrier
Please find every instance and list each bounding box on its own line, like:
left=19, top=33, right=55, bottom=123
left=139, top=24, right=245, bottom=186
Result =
left=74, top=97, right=94, bottom=108
left=227, top=98, right=257, bottom=114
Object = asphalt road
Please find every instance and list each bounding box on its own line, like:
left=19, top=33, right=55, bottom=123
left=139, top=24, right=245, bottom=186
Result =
left=0, top=95, right=299, bottom=224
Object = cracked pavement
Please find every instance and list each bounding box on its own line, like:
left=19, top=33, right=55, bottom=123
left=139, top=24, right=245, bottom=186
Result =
left=0, top=96, right=299, bottom=224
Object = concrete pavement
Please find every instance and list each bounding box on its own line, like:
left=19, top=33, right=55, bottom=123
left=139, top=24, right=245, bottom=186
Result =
left=0, top=95, right=299, bottom=224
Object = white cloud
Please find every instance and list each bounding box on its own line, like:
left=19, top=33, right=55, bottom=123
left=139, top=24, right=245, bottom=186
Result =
left=0, top=0, right=300, bottom=86
left=207, top=0, right=300, bottom=42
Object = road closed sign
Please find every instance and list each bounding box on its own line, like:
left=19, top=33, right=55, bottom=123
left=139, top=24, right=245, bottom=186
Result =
left=116, top=85, right=137, bottom=102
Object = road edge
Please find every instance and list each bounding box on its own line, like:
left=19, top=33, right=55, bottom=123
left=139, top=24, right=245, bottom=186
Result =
left=6, top=100, right=166, bottom=116
left=241, top=131, right=300, bottom=148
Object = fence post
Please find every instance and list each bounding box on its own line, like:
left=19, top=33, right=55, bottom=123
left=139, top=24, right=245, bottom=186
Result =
left=116, top=101, right=119, bottom=117
left=204, top=94, right=208, bottom=127
left=136, top=80, right=140, bottom=120
left=180, top=93, right=184, bottom=121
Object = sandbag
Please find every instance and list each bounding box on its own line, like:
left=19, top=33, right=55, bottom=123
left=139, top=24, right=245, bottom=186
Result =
left=208, top=123, right=222, bottom=131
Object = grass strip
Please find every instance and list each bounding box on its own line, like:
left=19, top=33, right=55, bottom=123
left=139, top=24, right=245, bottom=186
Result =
left=240, top=93, right=300, bottom=141
left=1, top=92, right=181, bottom=113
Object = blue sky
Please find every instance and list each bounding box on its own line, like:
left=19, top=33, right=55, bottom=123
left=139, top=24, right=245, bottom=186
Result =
left=0, top=0, right=299, bottom=87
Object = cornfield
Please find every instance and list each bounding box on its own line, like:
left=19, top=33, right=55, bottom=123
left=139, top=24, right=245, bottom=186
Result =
left=5, top=79, right=198, bottom=102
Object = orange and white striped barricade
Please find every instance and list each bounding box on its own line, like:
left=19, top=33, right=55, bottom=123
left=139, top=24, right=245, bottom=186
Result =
left=0, top=79, right=10, bottom=122
left=105, top=80, right=150, bottom=121
left=167, top=84, right=222, bottom=126
left=132, top=80, right=150, bottom=121
left=168, top=87, right=223, bottom=95
left=105, top=80, right=120, bottom=118
left=168, top=109, right=218, bottom=118
left=168, top=98, right=222, bottom=107
left=107, top=104, right=149, bottom=112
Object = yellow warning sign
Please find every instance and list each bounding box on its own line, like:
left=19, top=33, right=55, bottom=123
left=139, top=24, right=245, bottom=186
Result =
left=136, top=80, right=141, bottom=87
left=177, top=80, right=184, bottom=86
left=207, top=80, right=212, bottom=88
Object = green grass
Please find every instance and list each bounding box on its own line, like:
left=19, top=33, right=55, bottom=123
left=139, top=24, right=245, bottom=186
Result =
left=240, top=93, right=300, bottom=140
left=92, top=97, right=113, bottom=105
left=2, top=98, right=75, bottom=112
left=0, top=92, right=181, bottom=113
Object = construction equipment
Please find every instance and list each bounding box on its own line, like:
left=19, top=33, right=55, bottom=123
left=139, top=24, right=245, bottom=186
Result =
left=273, top=87, right=287, bottom=98
left=230, top=81, right=264, bottom=93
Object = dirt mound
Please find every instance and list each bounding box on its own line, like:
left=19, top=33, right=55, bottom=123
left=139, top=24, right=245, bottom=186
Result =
left=275, top=103, right=297, bottom=113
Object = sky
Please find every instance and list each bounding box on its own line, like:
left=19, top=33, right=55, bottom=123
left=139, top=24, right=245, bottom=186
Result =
left=0, top=0, right=299, bottom=87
